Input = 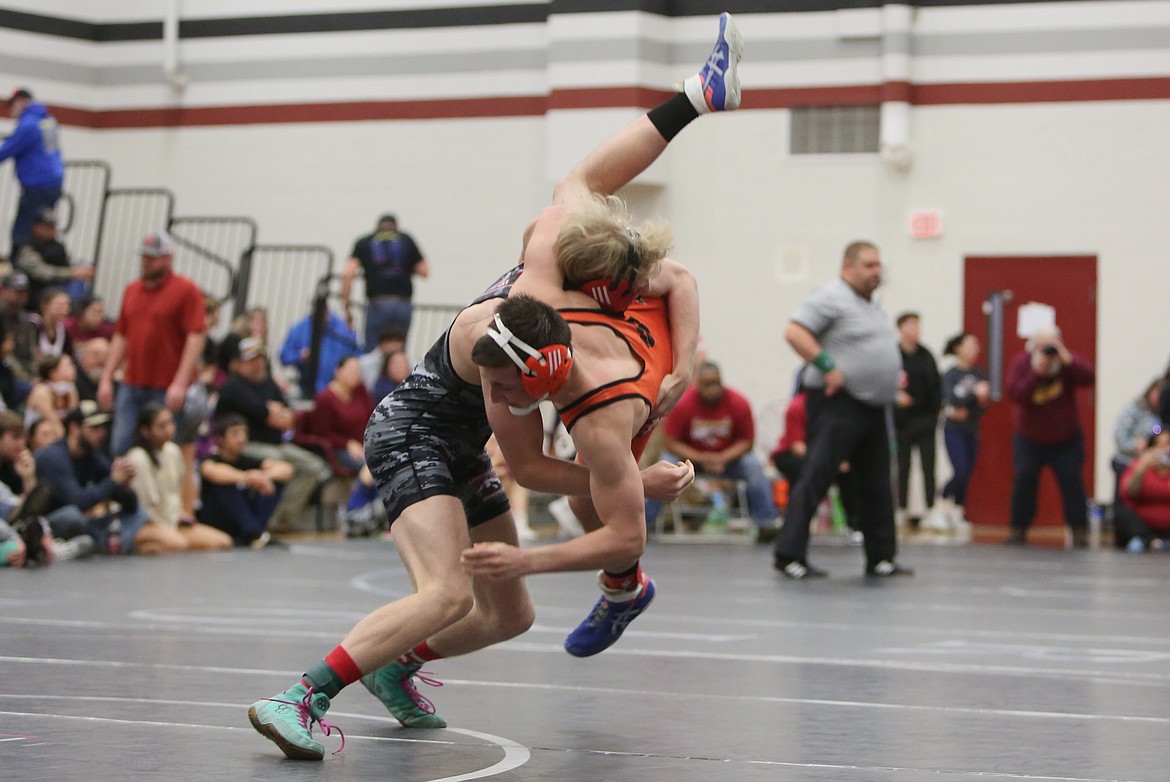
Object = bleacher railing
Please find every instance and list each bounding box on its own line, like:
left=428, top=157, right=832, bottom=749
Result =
left=2, top=158, right=461, bottom=366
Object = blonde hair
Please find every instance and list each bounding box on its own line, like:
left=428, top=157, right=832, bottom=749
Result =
left=555, top=194, right=671, bottom=289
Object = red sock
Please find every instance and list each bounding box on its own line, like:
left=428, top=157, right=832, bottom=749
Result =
left=397, top=641, right=443, bottom=667
left=323, top=645, right=362, bottom=686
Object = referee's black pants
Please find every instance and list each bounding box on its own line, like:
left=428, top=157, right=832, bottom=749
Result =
left=773, top=389, right=897, bottom=567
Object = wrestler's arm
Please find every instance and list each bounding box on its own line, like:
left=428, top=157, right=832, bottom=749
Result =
left=485, top=395, right=593, bottom=496
left=468, top=404, right=648, bottom=576
left=486, top=392, right=693, bottom=500
left=509, top=206, right=567, bottom=293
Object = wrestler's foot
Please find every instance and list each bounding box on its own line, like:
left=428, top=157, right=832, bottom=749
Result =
left=564, top=578, right=656, bottom=657
left=361, top=661, right=448, bottom=728
left=683, top=12, right=743, bottom=113
left=248, top=681, right=344, bottom=761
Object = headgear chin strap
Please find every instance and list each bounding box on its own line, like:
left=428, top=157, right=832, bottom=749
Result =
left=487, top=313, right=573, bottom=401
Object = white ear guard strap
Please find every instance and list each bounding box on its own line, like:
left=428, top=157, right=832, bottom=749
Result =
left=488, top=313, right=542, bottom=375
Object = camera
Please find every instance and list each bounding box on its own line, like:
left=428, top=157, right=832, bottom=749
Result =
left=1040, top=345, right=1058, bottom=357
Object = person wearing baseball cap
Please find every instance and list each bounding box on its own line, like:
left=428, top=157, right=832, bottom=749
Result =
left=0, top=88, right=63, bottom=248
left=11, top=206, right=94, bottom=311
left=97, top=231, right=207, bottom=456
left=0, top=272, right=37, bottom=380
left=34, top=400, right=149, bottom=555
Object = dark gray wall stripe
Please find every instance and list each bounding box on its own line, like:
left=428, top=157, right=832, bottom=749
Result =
left=0, top=1, right=1105, bottom=42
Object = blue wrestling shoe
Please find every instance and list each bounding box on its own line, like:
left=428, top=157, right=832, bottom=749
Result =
left=684, top=13, right=743, bottom=113
left=248, top=681, right=344, bottom=761
left=361, top=661, right=448, bottom=728
left=564, top=578, right=656, bottom=657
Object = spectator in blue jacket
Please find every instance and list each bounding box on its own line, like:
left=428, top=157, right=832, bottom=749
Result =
left=278, top=307, right=361, bottom=397
left=0, top=89, right=64, bottom=248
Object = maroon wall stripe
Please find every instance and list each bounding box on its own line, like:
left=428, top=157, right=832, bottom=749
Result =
left=47, top=77, right=1170, bottom=130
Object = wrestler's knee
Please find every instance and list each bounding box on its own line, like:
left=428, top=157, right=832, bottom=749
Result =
left=420, top=581, right=476, bottom=625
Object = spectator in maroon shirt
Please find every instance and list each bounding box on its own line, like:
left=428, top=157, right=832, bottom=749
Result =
left=311, top=356, right=375, bottom=473
left=307, top=355, right=382, bottom=536
left=1005, top=328, right=1095, bottom=547
left=64, top=296, right=115, bottom=346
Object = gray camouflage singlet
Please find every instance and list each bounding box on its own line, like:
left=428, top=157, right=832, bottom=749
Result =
left=364, top=266, right=523, bottom=528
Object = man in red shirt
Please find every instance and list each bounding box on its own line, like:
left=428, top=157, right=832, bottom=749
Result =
left=98, top=233, right=207, bottom=455
left=647, top=361, right=778, bottom=540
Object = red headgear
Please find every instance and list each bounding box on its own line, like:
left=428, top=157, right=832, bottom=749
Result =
left=487, top=313, right=573, bottom=400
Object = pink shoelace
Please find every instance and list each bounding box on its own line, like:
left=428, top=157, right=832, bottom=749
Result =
left=264, top=685, right=346, bottom=755
left=402, top=669, right=444, bottom=714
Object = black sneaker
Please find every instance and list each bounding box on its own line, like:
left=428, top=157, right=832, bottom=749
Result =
left=774, top=557, right=828, bottom=580
left=866, top=560, right=914, bottom=577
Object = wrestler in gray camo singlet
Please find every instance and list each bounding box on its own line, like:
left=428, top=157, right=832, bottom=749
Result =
left=364, top=265, right=523, bottom=528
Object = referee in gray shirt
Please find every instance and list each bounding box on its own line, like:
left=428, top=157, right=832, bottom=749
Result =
left=773, top=241, right=914, bottom=579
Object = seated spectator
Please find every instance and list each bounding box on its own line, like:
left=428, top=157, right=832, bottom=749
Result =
left=279, top=304, right=361, bottom=398
left=358, top=327, right=406, bottom=391
left=645, top=361, right=780, bottom=542
left=310, top=356, right=375, bottom=473
left=0, top=320, right=19, bottom=408
left=199, top=294, right=229, bottom=389
left=0, top=409, right=93, bottom=559
left=34, top=401, right=148, bottom=554
left=373, top=349, right=411, bottom=402
left=300, top=355, right=384, bottom=536
left=0, top=515, right=30, bottom=567
left=23, top=354, right=79, bottom=443
left=215, top=337, right=327, bottom=531
left=73, top=336, right=108, bottom=402
left=1, top=272, right=38, bottom=381
left=1118, top=424, right=1170, bottom=551
left=125, top=402, right=232, bottom=554
left=1160, top=362, right=1170, bottom=424
left=219, top=305, right=285, bottom=388
left=1109, top=378, right=1163, bottom=548
left=11, top=207, right=93, bottom=310
left=29, top=288, right=73, bottom=360
left=0, top=506, right=54, bottom=567
left=771, top=390, right=809, bottom=486
left=27, top=416, right=57, bottom=453
left=65, top=295, right=115, bottom=346
left=1113, top=378, right=1164, bottom=473
left=199, top=413, right=293, bottom=547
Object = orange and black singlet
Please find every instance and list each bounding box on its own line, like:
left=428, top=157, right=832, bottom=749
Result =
left=556, top=296, right=674, bottom=460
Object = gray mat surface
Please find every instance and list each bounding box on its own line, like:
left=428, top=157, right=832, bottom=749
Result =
left=2, top=538, right=1166, bottom=781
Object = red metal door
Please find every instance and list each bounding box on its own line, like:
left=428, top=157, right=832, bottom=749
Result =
left=962, top=256, right=1097, bottom=536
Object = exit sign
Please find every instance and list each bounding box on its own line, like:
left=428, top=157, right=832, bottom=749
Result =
left=910, top=210, right=943, bottom=239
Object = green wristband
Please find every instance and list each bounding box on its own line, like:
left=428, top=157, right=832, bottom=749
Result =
left=812, top=351, right=836, bottom=373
